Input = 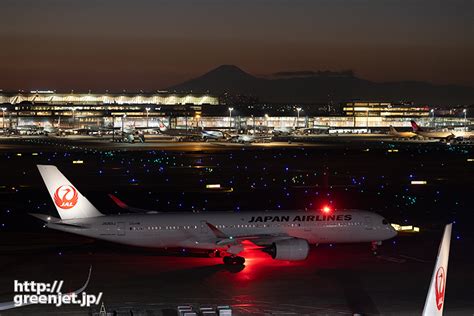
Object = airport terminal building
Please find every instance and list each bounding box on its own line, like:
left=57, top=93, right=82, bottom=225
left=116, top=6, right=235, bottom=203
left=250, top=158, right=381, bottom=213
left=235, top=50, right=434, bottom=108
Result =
left=0, top=91, right=470, bottom=131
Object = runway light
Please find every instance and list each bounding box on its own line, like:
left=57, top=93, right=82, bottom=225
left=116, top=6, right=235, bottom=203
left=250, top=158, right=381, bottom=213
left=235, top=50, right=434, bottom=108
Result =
left=72, top=160, right=84, bottom=164
left=411, top=180, right=427, bottom=185
left=468, top=158, right=474, bottom=162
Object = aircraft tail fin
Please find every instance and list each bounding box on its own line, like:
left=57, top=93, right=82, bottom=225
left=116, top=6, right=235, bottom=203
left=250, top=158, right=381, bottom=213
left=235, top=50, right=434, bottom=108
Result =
left=157, top=119, right=168, bottom=132
left=422, top=223, right=452, bottom=316
left=411, top=120, right=422, bottom=132
left=37, top=165, right=103, bottom=220
left=389, top=125, right=398, bottom=135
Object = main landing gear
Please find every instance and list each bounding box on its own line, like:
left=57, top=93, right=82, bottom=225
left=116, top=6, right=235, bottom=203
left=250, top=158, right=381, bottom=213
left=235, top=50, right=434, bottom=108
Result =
left=208, top=250, right=225, bottom=258
left=371, top=241, right=382, bottom=256
left=223, top=256, right=245, bottom=265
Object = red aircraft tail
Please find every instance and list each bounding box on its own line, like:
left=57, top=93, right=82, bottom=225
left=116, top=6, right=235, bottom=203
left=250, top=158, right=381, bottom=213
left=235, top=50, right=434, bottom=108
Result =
left=410, top=120, right=422, bottom=132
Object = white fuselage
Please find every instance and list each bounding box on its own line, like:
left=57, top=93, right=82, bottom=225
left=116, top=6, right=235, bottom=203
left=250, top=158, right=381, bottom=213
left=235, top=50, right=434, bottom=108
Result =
left=45, top=210, right=396, bottom=250
left=415, top=131, right=454, bottom=139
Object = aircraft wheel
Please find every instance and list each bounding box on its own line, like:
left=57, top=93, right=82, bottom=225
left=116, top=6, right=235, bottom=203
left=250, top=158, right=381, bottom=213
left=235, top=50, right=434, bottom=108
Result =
left=223, top=256, right=245, bottom=265
left=235, top=256, right=245, bottom=265
left=215, top=250, right=226, bottom=257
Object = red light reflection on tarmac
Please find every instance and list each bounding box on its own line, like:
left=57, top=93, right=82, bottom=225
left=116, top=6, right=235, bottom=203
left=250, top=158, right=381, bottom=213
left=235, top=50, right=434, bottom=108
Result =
left=232, top=240, right=301, bottom=282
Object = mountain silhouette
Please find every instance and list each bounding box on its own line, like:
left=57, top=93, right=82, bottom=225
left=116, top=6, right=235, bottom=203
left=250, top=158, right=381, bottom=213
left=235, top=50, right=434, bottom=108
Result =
left=169, top=65, right=474, bottom=106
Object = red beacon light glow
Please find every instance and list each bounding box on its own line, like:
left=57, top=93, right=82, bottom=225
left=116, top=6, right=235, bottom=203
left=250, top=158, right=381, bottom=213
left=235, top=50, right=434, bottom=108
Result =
left=321, top=205, right=332, bottom=214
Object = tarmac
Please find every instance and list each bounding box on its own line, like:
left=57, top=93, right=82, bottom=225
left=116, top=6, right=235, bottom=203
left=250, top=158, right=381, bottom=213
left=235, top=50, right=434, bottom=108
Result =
left=0, top=135, right=472, bottom=315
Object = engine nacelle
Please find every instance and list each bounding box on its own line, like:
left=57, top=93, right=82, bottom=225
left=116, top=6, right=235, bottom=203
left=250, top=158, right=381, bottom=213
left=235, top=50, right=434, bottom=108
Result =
left=268, top=238, right=310, bottom=261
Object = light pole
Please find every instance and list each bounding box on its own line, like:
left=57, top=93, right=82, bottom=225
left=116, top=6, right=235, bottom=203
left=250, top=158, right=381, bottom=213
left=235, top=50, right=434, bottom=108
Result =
left=195, top=114, right=201, bottom=128
left=1, top=108, right=6, bottom=134
left=366, top=109, right=369, bottom=129
left=430, top=109, right=435, bottom=127
left=112, top=115, right=116, bottom=142
left=265, top=114, right=269, bottom=131
left=463, top=109, right=467, bottom=126
left=296, top=107, right=302, bottom=128
left=185, top=107, right=188, bottom=131
left=71, top=107, right=76, bottom=129
left=228, top=107, right=234, bottom=132
left=145, top=107, right=151, bottom=128
left=122, top=114, right=126, bottom=133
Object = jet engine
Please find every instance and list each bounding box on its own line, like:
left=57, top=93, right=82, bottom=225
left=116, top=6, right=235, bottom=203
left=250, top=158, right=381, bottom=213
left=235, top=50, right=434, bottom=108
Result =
left=264, top=238, right=310, bottom=261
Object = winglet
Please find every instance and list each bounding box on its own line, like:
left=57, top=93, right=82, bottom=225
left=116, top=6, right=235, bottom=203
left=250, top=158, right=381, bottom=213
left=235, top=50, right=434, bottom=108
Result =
left=67, top=265, right=92, bottom=296
left=422, top=223, right=452, bottom=316
left=108, top=194, right=155, bottom=213
left=0, top=265, right=92, bottom=311
left=108, top=194, right=129, bottom=209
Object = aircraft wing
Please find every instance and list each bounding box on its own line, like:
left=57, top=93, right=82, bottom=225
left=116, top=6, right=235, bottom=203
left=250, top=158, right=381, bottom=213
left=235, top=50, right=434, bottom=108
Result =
left=205, top=222, right=291, bottom=246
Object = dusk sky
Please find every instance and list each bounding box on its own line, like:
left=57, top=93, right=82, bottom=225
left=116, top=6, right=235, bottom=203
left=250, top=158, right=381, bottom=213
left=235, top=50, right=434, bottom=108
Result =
left=0, top=0, right=472, bottom=91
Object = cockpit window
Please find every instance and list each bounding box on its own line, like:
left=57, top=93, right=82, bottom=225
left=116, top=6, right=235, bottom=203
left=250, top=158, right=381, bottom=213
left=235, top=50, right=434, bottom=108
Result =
left=382, top=219, right=388, bottom=225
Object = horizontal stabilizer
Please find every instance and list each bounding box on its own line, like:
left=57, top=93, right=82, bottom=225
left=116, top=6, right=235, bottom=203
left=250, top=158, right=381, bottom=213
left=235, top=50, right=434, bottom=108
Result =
left=29, top=213, right=61, bottom=223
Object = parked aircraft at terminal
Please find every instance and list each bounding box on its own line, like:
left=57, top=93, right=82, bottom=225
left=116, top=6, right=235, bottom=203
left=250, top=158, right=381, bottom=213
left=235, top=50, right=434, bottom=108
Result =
left=388, top=126, right=417, bottom=139
left=33, top=165, right=397, bottom=265
left=410, top=121, right=455, bottom=140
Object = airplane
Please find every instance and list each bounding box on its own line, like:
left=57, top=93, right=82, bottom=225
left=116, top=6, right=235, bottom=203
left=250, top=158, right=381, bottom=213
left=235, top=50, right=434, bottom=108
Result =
left=201, top=129, right=230, bottom=141
left=422, top=223, right=451, bottom=316
left=388, top=126, right=417, bottom=139
left=7, top=125, right=42, bottom=135
left=273, top=126, right=330, bottom=137
left=228, top=133, right=273, bottom=144
left=157, top=120, right=230, bottom=141
left=411, top=121, right=455, bottom=140
left=0, top=222, right=453, bottom=313
left=31, top=165, right=397, bottom=265
left=156, top=120, right=202, bottom=141
left=295, top=126, right=331, bottom=135
left=272, top=126, right=295, bottom=136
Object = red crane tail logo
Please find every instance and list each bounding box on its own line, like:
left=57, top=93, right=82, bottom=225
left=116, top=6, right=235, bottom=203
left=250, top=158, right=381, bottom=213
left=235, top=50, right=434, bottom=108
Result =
left=435, top=266, right=446, bottom=310
left=53, top=185, right=79, bottom=209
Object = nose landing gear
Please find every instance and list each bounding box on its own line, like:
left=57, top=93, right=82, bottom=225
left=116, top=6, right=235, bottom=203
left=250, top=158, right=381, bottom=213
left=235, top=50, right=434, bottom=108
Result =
left=371, top=241, right=382, bottom=256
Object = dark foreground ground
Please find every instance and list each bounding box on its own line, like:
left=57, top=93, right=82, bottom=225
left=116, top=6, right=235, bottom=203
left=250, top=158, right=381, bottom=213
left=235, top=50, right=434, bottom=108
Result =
left=0, top=136, right=473, bottom=315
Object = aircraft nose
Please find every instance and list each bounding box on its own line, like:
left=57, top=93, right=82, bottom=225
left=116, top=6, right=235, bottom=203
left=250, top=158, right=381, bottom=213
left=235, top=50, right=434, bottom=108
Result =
left=388, top=225, right=398, bottom=238
left=380, top=217, right=397, bottom=239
